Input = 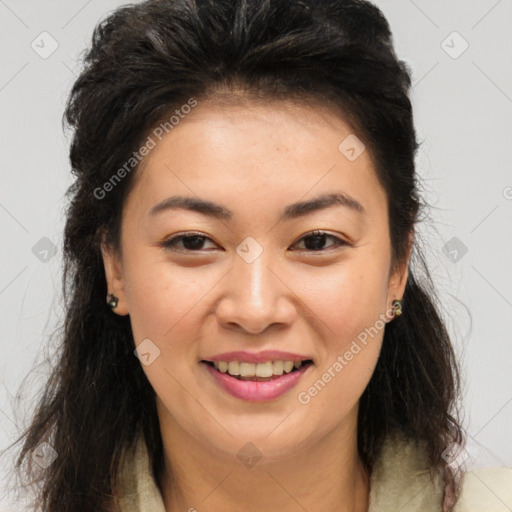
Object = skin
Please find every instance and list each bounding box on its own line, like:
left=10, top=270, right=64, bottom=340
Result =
left=102, top=99, right=411, bottom=512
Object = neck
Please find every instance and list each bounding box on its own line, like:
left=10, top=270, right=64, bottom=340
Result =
left=157, top=405, right=371, bottom=512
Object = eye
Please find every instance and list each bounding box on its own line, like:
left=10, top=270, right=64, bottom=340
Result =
left=161, top=230, right=348, bottom=253
left=162, top=232, right=218, bottom=252
left=291, top=230, right=348, bottom=252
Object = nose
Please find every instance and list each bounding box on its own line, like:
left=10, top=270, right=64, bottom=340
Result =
left=214, top=248, right=297, bottom=335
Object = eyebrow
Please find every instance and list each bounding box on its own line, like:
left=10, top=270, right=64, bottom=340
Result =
left=148, top=192, right=366, bottom=221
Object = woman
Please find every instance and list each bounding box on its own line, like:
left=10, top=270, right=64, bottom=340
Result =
left=8, top=0, right=511, bottom=511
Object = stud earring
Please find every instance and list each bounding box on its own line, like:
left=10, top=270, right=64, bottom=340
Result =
left=107, top=293, right=119, bottom=309
left=391, top=298, right=402, bottom=317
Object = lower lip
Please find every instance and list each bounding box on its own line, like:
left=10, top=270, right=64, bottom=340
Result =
left=202, top=362, right=312, bottom=402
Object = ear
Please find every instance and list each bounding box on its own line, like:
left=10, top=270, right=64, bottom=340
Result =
left=100, top=230, right=130, bottom=316
left=386, top=229, right=413, bottom=310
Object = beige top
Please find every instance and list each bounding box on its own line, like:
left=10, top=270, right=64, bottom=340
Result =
left=117, top=431, right=512, bottom=511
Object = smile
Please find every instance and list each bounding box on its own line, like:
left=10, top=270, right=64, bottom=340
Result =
left=207, top=359, right=312, bottom=380
left=201, top=359, right=313, bottom=401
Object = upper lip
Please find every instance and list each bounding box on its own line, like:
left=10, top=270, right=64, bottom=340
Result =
left=203, top=350, right=312, bottom=364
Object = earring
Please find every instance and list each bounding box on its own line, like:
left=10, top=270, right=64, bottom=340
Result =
left=391, top=298, right=402, bottom=317
left=107, top=293, right=119, bottom=309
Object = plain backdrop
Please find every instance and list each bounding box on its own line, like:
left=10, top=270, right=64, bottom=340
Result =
left=1, top=0, right=511, bottom=510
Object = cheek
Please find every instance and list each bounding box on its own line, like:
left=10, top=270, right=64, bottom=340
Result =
left=298, top=270, right=386, bottom=419
left=302, top=258, right=390, bottom=348
left=123, top=250, right=212, bottom=342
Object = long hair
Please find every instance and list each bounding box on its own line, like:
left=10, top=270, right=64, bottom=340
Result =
left=6, top=0, right=464, bottom=510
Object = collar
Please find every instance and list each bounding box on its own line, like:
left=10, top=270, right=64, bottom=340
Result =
left=118, top=430, right=445, bottom=511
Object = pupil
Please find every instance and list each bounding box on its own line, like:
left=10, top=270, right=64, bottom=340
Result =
left=184, top=235, right=204, bottom=250
left=306, top=234, right=326, bottom=250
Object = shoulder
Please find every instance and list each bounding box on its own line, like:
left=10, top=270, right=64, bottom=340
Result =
left=368, top=432, right=512, bottom=512
left=368, top=432, right=445, bottom=511
left=117, top=430, right=167, bottom=512
left=453, top=466, right=512, bottom=512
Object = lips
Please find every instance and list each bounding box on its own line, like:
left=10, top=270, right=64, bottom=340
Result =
left=202, top=359, right=313, bottom=380
left=203, top=350, right=312, bottom=364
left=200, top=351, right=314, bottom=402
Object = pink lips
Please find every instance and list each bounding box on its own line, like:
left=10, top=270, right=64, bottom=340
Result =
left=205, top=350, right=311, bottom=364
left=202, top=360, right=312, bottom=402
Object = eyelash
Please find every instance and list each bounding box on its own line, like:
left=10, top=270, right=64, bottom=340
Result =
left=161, top=230, right=348, bottom=253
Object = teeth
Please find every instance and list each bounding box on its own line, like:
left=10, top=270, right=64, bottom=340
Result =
left=228, top=361, right=240, bottom=375
left=239, top=362, right=255, bottom=377
left=283, top=361, right=294, bottom=373
left=273, top=360, right=284, bottom=376
left=256, top=361, right=273, bottom=378
left=209, top=359, right=308, bottom=377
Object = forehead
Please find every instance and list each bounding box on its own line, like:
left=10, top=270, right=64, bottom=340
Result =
left=125, top=99, right=386, bottom=219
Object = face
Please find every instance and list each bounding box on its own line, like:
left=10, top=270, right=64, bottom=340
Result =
left=102, top=99, right=410, bottom=461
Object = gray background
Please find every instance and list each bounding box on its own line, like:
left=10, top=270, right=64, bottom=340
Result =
left=1, top=0, right=511, bottom=509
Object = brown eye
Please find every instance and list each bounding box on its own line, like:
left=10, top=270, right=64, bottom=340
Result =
left=162, top=233, right=217, bottom=252
left=292, top=230, right=348, bottom=252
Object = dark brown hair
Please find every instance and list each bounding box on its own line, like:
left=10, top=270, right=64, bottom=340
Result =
left=5, top=0, right=464, bottom=510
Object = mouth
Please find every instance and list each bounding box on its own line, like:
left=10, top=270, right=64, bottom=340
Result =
left=200, top=358, right=314, bottom=402
left=200, top=359, right=314, bottom=382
